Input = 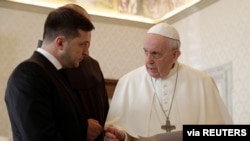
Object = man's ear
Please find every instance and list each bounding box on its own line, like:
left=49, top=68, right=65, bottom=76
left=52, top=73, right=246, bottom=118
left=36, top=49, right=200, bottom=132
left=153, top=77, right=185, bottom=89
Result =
left=173, top=50, right=181, bottom=59
left=55, top=36, right=65, bottom=50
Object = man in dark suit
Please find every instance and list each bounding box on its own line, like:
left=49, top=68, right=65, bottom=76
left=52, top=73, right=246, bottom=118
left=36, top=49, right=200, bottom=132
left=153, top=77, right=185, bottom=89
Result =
left=39, top=39, right=110, bottom=141
left=5, top=3, right=101, bottom=141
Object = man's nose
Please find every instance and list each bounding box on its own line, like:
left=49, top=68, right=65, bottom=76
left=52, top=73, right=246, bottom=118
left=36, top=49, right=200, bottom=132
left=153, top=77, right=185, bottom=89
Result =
left=83, top=49, right=89, bottom=56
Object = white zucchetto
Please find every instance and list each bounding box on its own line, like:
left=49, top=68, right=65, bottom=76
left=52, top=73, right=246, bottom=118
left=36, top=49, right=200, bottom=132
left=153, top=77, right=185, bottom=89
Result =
left=147, top=22, right=180, bottom=40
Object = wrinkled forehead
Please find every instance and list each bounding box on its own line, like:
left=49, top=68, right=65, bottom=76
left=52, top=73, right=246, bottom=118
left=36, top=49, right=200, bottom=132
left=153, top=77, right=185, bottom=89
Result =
left=144, top=34, right=170, bottom=50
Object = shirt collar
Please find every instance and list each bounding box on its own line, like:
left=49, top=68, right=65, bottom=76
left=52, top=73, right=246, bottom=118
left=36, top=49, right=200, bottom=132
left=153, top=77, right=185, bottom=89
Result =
left=166, top=62, right=179, bottom=78
left=36, top=48, right=62, bottom=70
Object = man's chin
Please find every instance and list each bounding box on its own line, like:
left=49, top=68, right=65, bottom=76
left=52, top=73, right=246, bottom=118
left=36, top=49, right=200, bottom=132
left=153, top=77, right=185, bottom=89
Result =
left=147, top=71, right=160, bottom=78
left=71, top=63, right=80, bottom=68
left=75, top=64, right=80, bottom=68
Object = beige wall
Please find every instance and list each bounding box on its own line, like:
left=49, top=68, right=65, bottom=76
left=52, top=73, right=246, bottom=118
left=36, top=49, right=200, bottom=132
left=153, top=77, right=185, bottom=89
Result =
left=1, top=0, right=250, bottom=139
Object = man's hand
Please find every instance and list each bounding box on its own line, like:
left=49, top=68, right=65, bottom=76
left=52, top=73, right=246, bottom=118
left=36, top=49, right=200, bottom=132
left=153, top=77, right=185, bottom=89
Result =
left=87, top=119, right=103, bottom=141
left=105, top=126, right=125, bottom=141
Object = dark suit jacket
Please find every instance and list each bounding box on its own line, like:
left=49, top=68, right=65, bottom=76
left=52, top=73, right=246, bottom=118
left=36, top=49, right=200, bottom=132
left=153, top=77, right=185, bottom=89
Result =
left=5, top=52, right=87, bottom=141
left=63, top=56, right=109, bottom=141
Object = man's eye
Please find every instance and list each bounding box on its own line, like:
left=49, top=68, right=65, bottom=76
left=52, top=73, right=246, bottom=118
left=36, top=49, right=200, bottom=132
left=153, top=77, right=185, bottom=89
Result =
left=152, top=52, right=161, bottom=58
left=81, top=42, right=89, bottom=48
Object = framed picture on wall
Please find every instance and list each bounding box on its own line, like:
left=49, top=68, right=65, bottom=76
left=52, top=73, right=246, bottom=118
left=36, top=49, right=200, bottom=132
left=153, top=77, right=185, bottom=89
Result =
left=204, top=62, right=233, bottom=116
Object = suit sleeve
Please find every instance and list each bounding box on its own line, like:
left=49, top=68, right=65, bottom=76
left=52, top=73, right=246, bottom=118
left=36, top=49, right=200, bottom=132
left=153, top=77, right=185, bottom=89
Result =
left=5, top=62, right=63, bottom=141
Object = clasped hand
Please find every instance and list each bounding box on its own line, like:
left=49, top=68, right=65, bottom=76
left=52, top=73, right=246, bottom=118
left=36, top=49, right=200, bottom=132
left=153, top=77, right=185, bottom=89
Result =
left=87, top=119, right=103, bottom=141
left=104, top=126, right=125, bottom=141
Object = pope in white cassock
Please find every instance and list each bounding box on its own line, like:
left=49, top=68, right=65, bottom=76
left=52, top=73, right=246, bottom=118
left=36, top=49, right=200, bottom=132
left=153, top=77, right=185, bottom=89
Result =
left=104, top=22, right=233, bottom=141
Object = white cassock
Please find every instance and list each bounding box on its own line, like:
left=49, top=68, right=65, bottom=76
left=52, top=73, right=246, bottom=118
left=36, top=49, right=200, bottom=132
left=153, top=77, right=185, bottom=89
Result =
left=105, top=62, right=233, bottom=139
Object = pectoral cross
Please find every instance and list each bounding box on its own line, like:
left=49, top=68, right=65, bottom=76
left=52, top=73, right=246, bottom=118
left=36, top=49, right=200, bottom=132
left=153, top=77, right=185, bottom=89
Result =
left=161, top=117, right=176, bottom=132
